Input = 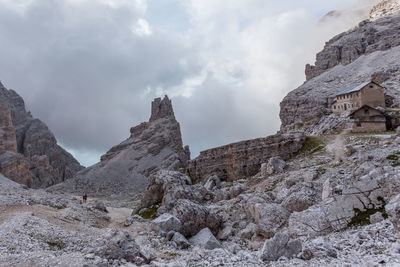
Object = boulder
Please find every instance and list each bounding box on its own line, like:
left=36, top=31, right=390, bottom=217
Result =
left=247, top=195, right=289, bottom=232
left=370, top=212, right=385, bottom=224
left=152, top=213, right=182, bottom=234
left=265, top=157, right=286, bottom=175
left=141, top=170, right=210, bottom=210
left=171, top=232, right=190, bottom=249
left=217, top=224, right=233, bottom=240
left=281, top=182, right=321, bottom=212
left=94, top=201, right=107, bottom=212
left=94, top=230, right=149, bottom=264
left=189, top=228, right=222, bottom=250
left=259, top=233, right=302, bottom=262
left=386, top=194, right=400, bottom=238
left=141, top=170, right=191, bottom=208
left=172, top=199, right=221, bottom=237
left=204, top=174, right=221, bottom=191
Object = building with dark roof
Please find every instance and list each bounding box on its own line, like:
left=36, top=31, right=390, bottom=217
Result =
left=331, top=81, right=385, bottom=114
left=349, top=105, right=387, bottom=132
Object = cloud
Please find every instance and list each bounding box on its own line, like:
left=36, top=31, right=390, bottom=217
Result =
left=0, top=0, right=380, bottom=166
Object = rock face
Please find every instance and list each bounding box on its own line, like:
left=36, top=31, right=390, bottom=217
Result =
left=0, top=82, right=83, bottom=188
left=188, top=133, right=305, bottom=182
left=54, top=96, right=190, bottom=195
left=259, top=233, right=302, bottom=262
left=370, top=0, right=400, bottom=20
left=172, top=199, right=222, bottom=238
left=189, top=228, right=222, bottom=250
left=281, top=3, right=400, bottom=133
left=288, top=177, right=385, bottom=238
left=94, top=230, right=150, bottom=265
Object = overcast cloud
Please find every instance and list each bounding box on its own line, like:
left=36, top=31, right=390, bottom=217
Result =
left=0, top=0, right=379, bottom=166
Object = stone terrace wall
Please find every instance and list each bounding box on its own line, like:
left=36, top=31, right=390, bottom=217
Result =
left=188, top=133, right=305, bottom=182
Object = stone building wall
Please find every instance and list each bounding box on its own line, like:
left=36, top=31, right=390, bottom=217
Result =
left=188, top=132, right=305, bottom=182
left=361, top=84, right=385, bottom=108
left=351, top=121, right=386, bottom=132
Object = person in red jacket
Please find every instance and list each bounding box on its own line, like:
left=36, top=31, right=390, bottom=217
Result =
left=83, top=193, right=87, bottom=204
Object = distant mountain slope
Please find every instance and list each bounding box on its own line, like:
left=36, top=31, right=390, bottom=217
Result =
left=51, top=96, right=190, bottom=196
left=280, top=1, right=400, bottom=134
left=0, top=81, right=83, bottom=188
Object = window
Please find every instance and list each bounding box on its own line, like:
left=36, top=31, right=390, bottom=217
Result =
left=357, top=121, right=361, bottom=127
left=333, top=105, right=336, bottom=109
left=365, top=109, right=369, bottom=114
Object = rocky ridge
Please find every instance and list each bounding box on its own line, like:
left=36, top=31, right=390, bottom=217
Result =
left=188, top=132, right=305, bottom=182
left=280, top=1, right=400, bottom=134
left=370, top=0, right=400, bottom=20
left=52, top=96, right=190, bottom=197
left=0, top=82, right=83, bottom=188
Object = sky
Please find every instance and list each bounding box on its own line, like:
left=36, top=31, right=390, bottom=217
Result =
left=0, top=0, right=380, bottom=166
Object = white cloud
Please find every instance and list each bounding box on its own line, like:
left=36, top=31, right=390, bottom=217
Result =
left=133, top=18, right=152, bottom=36
left=0, top=0, right=381, bottom=165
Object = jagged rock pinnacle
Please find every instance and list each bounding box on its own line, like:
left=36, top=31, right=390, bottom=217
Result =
left=149, top=95, right=175, bottom=122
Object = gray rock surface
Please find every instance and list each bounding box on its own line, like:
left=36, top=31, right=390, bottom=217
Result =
left=386, top=194, right=400, bottom=238
left=141, top=170, right=210, bottom=210
left=94, top=230, right=148, bottom=264
left=171, top=232, right=190, bottom=249
left=172, top=199, right=222, bottom=237
left=247, top=193, right=290, bottom=232
left=152, top=213, right=182, bottom=234
left=259, top=233, right=302, bottom=262
left=0, top=83, right=82, bottom=188
left=370, top=0, right=400, bottom=20
left=265, top=157, right=286, bottom=175
left=281, top=182, right=321, bottom=212
left=189, top=228, right=222, bottom=250
left=52, top=96, right=190, bottom=196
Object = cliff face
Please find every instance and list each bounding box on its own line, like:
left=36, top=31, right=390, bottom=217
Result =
left=0, top=82, right=83, bottom=187
left=280, top=1, right=400, bottom=134
left=188, top=133, right=305, bottom=182
left=53, top=95, right=190, bottom=196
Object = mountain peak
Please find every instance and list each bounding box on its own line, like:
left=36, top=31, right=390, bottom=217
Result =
left=149, top=95, right=175, bottom=122
left=370, top=0, right=400, bottom=20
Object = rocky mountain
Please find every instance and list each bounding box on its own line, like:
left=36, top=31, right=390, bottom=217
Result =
left=0, top=81, right=83, bottom=188
left=2, top=1, right=400, bottom=266
left=52, top=95, right=190, bottom=196
left=370, top=0, right=400, bottom=20
left=280, top=0, right=400, bottom=134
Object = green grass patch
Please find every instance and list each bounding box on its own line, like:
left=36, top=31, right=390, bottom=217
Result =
left=387, top=154, right=399, bottom=161
left=317, top=167, right=326, bottom=175
left=296, top=136, right=325, bottom=156
left=137, top=204, right=160, bottom=219
left=347, top=196, right=388, bottom=227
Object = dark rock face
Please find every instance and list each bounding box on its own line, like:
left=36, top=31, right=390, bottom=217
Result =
left=305, top=13, right=400, bottom=81
left=188, top=133, right=305, bottom=182
left=0, top=82, right=83, bottom=188
left=54, top=96, right=190, bottom=195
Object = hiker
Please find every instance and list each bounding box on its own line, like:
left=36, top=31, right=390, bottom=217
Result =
left=83, top=193, right=87, bottom=204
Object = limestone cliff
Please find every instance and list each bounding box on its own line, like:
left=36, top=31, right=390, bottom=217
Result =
left=280, top=0, right=400, bottom=134
left=188, top=133, right=305, bottom=182
left=0, top=82, right=83, bottom=187
left=53, top=95, right=190, bottom=196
